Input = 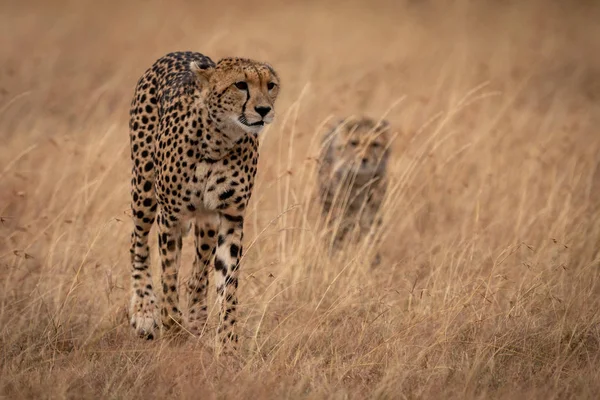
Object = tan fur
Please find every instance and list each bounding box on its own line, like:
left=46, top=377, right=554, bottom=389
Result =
left=128, top=52, right=280, bottom=349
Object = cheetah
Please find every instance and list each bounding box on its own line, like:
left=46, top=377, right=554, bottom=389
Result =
left=317, top=116, right=391, bottom=265
left=128, top=51, right=280, bottom=348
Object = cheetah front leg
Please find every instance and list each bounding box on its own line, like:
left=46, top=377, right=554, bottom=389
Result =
left=368, top=216, right=384, bottom=267
left=213, top=213, right=244, bottom=351
left=129, top=179, right=160, bottom=340
left=186, top=214, right=219, bottom=336
left=157, top=209, right=184, bottom=334
left=129, top=228, right=160, bottom=339
left=360, top=201, right=384, bottom=268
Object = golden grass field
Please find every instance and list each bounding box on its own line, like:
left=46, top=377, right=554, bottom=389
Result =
left=1, top=0, right=600, bottom=398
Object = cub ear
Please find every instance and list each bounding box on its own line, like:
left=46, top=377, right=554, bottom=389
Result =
left=331, top=116, right=362, bottom=130
left=376, top=119, right=390, bottom=131
left=321, top=117, right=347, bottom=148
left=331, top=117, right=348, bottom=129
left=190, top=61, right=214, bottom=87
left=326, top=117, right=350, bottom=138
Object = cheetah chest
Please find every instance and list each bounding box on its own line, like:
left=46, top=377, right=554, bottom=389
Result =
left=186, top=140, right=259, bottom=215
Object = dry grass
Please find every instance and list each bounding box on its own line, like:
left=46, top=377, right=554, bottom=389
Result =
left=1, top=0, right=600, bottom=398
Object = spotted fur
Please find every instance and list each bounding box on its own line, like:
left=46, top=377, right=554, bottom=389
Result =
left=128, top=51, right=280, bottom=349
left=317, top=116, right=391, bottom=265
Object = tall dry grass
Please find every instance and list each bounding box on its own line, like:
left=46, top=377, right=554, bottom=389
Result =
left=1, top=0, right=600, bottom=398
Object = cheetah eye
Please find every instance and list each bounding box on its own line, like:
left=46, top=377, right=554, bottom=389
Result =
left=234, top=81, right=248, bottom=90
left=349, top=140, right=359, bottom=147
left=371, top=142, right=381, bottom=148
left=267, top=82, right=276, bottom=90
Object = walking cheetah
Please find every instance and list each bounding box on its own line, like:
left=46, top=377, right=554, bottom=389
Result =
left=128, top=51, right=280, bottom=349
left=317, top=116, right=391, bottom=265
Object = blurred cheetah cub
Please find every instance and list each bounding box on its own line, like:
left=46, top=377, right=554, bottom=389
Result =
left=317, top=116, right=391, bottom=264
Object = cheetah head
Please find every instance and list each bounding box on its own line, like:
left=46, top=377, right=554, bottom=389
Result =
left=191, top=57, right=280, bottom=136
left=328, top=117, right=391, bottom=178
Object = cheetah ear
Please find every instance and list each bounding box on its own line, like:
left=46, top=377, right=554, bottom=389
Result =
left=264, top=63, right=280, bottom=81
left=376, top=119, right=390, bottom=131
left=190, top=61, right=214, bottom=88
left=329, top=117, right=348, bottom=131
left=324, top=118, right=347, bottom=143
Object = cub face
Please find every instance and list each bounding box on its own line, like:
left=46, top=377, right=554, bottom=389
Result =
left=327, top=117, right=391, bottom=178
left=192, top=58, right=280, bottom=135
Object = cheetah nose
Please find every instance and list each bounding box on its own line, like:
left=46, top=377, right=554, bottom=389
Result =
left=255, top=106, right=271, bottom=118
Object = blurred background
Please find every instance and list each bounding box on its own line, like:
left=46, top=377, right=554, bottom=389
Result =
left=1, top=0, right=599, bottom=398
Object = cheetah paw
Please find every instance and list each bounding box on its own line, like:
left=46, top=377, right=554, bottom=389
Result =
left=129, top=296, right=160, bottom=340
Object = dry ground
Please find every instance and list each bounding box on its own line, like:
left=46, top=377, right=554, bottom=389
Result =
left=1, top=0, right=600, bottom=398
